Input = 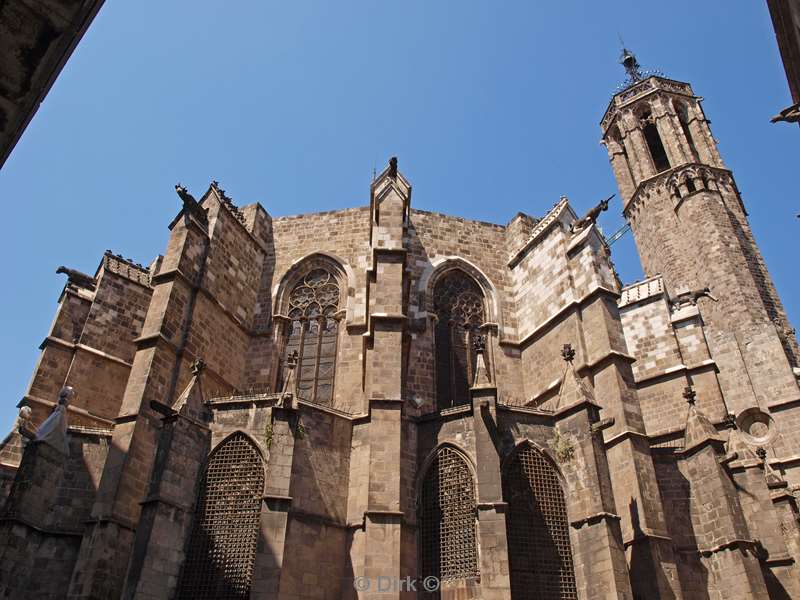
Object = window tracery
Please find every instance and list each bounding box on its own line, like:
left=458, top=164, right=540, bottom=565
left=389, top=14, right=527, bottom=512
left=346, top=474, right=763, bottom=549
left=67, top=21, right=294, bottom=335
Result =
left=433, top=271, right=486, bottom=410
left=282, top=267, right=340, bottom=405
left=177, top=433, right=264, bottom=600
left=418, top=446, right=479, bottom=597
left=503, top=444, right=577, bottom=600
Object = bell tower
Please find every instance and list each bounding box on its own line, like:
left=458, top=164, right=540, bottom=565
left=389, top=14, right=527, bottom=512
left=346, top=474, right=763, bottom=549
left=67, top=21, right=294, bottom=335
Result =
left=601, top=49, right=800, bottom=418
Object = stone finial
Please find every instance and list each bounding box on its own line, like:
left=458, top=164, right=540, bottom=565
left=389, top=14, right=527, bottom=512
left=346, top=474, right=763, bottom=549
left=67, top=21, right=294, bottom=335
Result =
left=561, top=343, right=576, bottom=363
left=722, top=412, right=736, bottom=429
left=756, top=446, right=785, bottom=485
left=471, top=334, right=491, bottom=387
left=683, top=386, right=724, bottom=451
left=549, top=343, right=595, bottom=411
left=191, top=358, right=206, bottom=375
left=388, top=156, right=398, bottom=179
left=683, top=385, right=696, bottom=406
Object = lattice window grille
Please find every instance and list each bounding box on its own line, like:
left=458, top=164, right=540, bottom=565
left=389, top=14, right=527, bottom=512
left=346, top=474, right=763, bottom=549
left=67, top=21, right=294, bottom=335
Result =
left=503, top=444, right=577, bottom=600
left=176, top=433, right=265, bottom=600
left=418, top=446, right=479, bottom=596
left=283, top=268, right=340, bottom=405
left=433, top=271, right=486, bottom=409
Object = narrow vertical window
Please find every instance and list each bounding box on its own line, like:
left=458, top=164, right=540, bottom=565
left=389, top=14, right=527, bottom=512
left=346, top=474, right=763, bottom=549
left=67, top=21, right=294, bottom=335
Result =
left=677, top=103, right=700, bottom=162
left=418, top=446, right=479, bottom=597
left=282, top=268, right=340, bottom=405
left=503, top=444, right=577, bottom=600
left=433, top=271, right=486, bottom=410
left=177, top=433, right=264, bottom=600
left=640, top=109, right=670, bottom=173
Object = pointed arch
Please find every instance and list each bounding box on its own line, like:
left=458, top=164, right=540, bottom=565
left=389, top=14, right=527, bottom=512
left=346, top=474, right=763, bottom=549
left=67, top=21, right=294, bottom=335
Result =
left=502, top=440, right=577, bottom=600
left=422, top=261, right=495, bottom=410
left=417, top=444, right=479, bottom=594
left=272, top=251, right=353, bottom=318
left=675, top=100, right=700, bottom=163
left=635, top=104, right=670, bottom=173
left=273, top=253, right=351, bottom=405
left=177, top=431, right=265, bottom=600
left=418, top=256, right=501, bottom=325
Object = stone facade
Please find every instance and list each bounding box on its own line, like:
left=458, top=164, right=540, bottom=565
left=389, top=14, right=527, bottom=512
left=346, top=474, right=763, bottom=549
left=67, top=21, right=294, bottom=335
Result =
left=0, top=65, right=799, bottom=600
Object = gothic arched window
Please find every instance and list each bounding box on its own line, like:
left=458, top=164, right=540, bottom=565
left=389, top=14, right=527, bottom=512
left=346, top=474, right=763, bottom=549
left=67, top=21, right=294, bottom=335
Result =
left=676, top=102, right=700, bottom=162
left=638, top=108, right=670, bottom=173
left=418, top=446, right=479, bottom=596
left=177, top=433, right=264, bottom=600
left=502, top=443, right=577, bottom=600
left=282, top=267, right=341, bottom=405
left=433, top=271, right=486, bottom=410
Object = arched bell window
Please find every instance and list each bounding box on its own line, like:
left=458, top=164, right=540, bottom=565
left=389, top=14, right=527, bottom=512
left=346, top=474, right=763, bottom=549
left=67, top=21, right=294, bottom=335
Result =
left=418, top=446, right=479, bottom=597
left=502, top=443, right=577, bottom=600
left=433, top=270, right=486, bottom=410
left=177, top=433, right=264, bottom=600
left=282, top=267, right=341, bottom=405
left=638, top=107, right=671, bottom=173
left=676, top=102, right=700, bottom=163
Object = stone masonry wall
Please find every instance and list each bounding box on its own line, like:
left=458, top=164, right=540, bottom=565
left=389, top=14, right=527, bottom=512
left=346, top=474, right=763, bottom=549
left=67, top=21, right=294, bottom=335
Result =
left=0, top=431, right=109, bottom=599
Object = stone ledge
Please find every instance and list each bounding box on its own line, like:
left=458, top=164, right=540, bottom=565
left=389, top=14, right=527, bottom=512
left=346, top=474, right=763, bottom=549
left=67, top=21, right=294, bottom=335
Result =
left=0, top=514, right=83, bottom=537
left=570, top=511, right=621, bottom=530
left=41, top=336, right=133, bottom=369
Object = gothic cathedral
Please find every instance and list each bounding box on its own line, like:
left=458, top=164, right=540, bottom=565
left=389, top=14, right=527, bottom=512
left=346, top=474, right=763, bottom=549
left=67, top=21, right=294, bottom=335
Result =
left=1, top=53, right=799, bottom=600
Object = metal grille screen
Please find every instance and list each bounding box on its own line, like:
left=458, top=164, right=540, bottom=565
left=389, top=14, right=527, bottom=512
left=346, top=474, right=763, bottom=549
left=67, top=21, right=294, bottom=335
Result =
left=503, top=444, right=577, bottom=600
left=418, top=446, right=479, bottom=597
left=177, top=433, right=264, bottom=600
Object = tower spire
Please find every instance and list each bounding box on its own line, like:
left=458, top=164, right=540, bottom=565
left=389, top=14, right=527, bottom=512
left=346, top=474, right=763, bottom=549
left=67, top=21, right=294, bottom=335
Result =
left=619, top=46, right=643, bottom=83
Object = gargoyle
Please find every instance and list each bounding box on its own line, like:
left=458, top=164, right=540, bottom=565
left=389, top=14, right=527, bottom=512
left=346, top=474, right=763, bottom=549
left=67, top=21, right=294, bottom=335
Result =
left=671, top=286, right=718, bottom=310
left=56, top=266, right=96, bottom=290
left=175, top=183, right=197, bottom=207
left=175, top=184, right=208, bottom=224
left=571, top=194, right=614, bottom=233
left=770, top=102, right=800, bottom=124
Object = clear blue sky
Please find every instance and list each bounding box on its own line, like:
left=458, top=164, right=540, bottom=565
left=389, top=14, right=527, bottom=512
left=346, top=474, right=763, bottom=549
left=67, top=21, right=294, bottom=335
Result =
left=0, top=1, right=797, bottom=433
